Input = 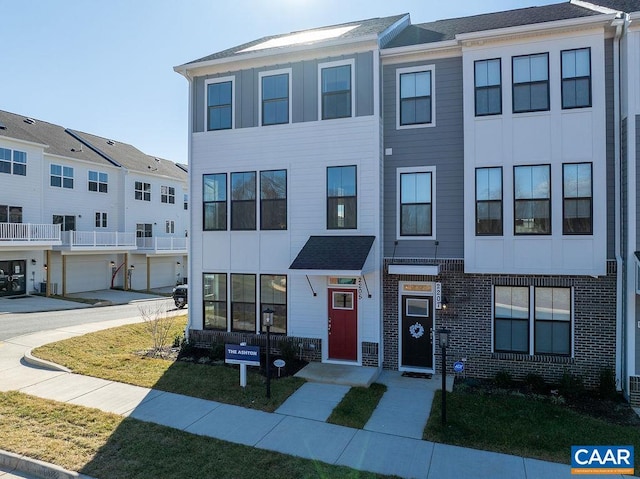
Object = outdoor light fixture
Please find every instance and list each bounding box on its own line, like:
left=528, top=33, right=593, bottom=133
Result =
left=43, top=264, right=47, bottom=271
left=263, top=308, right=275, bottom=399
left=439, top=328, right=450, bottom=348
left=31, top=259, right=36, bottom=265
left=438, top=328, right=451, bottom=425
left=441, top=296, right=449, bottom=310
left=176, top=261, right=181, bottom=266
left=110, top=261, right=115, bottom=267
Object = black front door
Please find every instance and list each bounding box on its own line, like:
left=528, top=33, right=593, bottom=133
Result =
left=400, top=295, right=433, bottom=369
left=0, top=260, right=26, bottom=297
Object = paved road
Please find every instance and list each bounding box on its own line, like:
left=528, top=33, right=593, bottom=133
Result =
left=0, top=300, right=175, bottom=341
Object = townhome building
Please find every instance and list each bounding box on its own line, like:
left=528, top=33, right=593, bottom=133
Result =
left=0, top=110, right=188, bottom=296
left=176, top=0, right=640, bottom=404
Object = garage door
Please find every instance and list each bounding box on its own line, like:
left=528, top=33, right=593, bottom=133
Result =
left=65, top=256, right=111, bottom=293
left=149, top=257, right=175, bottom=288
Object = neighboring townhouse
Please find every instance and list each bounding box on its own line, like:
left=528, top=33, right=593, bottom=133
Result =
left=176, top=0, right=640, bottom=402
left=0, top=110, right=188, bottom=296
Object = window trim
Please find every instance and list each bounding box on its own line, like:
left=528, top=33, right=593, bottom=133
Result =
left=512, top=52, right=550, bottom=114
left=0, top=148, right=27, bottom=176
left=95, top=212, right=107, bottom=228
left=326, top=165, right=358, bottom=230
left=258, top=68, right=292, bottom=127
left=493, top=286, right=530, bottom=354
left=533, top=287, right=573, bottom=356
left=475, top=166, right=503, bottom=236
left=260, top=169, right=287, bottom=230
left=513, top=164, right=551, bottom=236
left=318, top=59, right=355, bottom=121
left=161, top=185, right=176, bottom=204
left=231, top=273, right=257, bottom=333
left=205, top=76, right=235, bottom=131
left=396, top=64, right=436, bottom=130
left=230, top=171, right=257, bottom=231
left=562, top=162, right=593, bottom=235
left=203, top=173, right=227, bottom=231
left=136, top=223, right=153, bottom=238
left=474, top=58, right=502, bottom=117
left=50, top=163, right=74, bottom=189
left=88, top=170, right=108, bottom=193
left=561, top=47, right=592, bottom=110
left=396, top=166, right=436, bottom=240
left=134, top=181, right=151, bottom=201
left=203, top=272, right=228, bottom=331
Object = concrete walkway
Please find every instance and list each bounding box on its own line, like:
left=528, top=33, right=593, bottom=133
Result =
left=0, top=319, right=635, bottom=479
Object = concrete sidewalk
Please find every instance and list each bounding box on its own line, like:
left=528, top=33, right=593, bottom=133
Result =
left=0, top=319, right=635, bottom=479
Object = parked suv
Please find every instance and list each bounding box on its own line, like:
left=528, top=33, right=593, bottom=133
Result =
left=172, top=284, right=188, bottom=309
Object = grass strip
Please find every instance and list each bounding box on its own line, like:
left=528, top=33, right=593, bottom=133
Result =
left=0, top=391, right=392, bottom=479
left=425, top=390, right=640, bottom=465
left=327, top=383, right=386, bottom=429
left=32, top=318, right=303, bottom=412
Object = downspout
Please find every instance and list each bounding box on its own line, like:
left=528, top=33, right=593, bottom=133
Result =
left=184, top=70, right=194, bottom=341
left=612, top=16, right=624, bottom=393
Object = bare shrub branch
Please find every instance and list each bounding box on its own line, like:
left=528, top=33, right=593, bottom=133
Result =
left=138, top=301, right=175, bottom=358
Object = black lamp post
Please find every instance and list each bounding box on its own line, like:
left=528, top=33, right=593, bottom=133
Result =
left=263, top=308, right=274, bottom=399
left=438, top=328, right=450, bottom=426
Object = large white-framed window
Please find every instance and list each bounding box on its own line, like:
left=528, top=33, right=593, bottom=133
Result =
left=0, top=148, right=26, bottom=176
left=561, top=47, right=591, bottom=109
left=259, top=68, right=292, bottom=126
left=514, top=164, right=551, bottom=235
left=134, top=181, right=151, bottom=201
left=318, top=59, right=355, bottom=121
left=327, top=165, right=357, bottom=230
left=205, top=76, right=235, bottom=131
left=396, top=166, right=436, bottom=240
left=95, top=212, right=107, bottom=228
left=50, top=164, right=74, bottom=189
left=161, top=185, right=176, bottom=204
left=396, top=64, right=435, bottom=129
left=512, top=53, right=549, bottom=113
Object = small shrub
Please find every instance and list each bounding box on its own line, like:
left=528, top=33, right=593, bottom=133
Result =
left=209, top=341, right=225, bottom=361
left=279, top=340, right=297, bottom=364
left=524, top=373, right=547, bottom=394
left=172, top=334, right=183, bottom=348
left=558, top=371, right=585, bottom=400
left=494, top=369, right=513, bottom=388
left=598, top=368, right=618, bottom=400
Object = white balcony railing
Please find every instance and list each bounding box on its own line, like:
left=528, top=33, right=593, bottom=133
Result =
left=136, top=236, right=187, bottom=252
left=61, top=231, right=137, bottom=248
left=0, top=223, right=61, bottom=242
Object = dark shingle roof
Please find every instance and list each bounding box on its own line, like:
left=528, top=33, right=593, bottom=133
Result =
left=584, top=0, right=640, bottom=12
left=181, top=14, right=407, bottom=66
left=290, top=236, right=375, bottom=271
left=386, top=2, right=602, bottom=48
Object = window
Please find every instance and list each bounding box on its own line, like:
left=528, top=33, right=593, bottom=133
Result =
left=231, top=274, right=256, bottom=332
left=494, top=286, right=529, bottom=353
left=231, top=171, right=256, bottom=230
left=0, top=206, right=22, bottom=223
left=534, top=287, right=571, bottom=355
left=476, top=167, right=503, bottom=235
left=514, top=165, right=551, bottom=235
left=206, top=78, right=233, bottom=131
left=88, top=171, right=108, bottom=193
left=399, top=171, right=432, bottom=236
left=261, top=72, right=289, bottom=125
left=203, top=174, right=227, bottom=231
left=475, top=59, right=501, bottom=116
left=53, top=215, right=75, bottom=231
left=50, top=164, right=74, bottom=189
left=563, top=163, right=592, bottom=234
left=321, top=62, right=352, bottom=120
left=261, top=274, right=287, bottom=334
left=260, top=170, right=287, bottom=230
left=562, top=48, right=591, bottom=109
left=512, top=53, right=549, bottom=113
left=165, top=220, right=175, bottom=234
left=161, top=186, right=175, bottom=204
left=136, top=223, right=152, bottom=238
left=135, top=181, right=151, bottom=201
left=398, top=68, right=432, bottom=126
left=0, top=148, right=26, bottom=176
left=184, top=194, right=188, bottom=211
left=327, top=166, right=356, bottom=229
left=203, top=273, right=227, bottom=330
left=95, top=212, right=107, bottom=228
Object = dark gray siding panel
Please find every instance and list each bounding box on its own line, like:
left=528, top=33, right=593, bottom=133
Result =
left=239, top=69, right=257, bottom=128
left=302, top=60, right=318, bottom=122
left=383, top=56, right=464, bottom=259
left=605, top=39, right=615, bottom=260
left=356, top=51, right=374, bottom=117
left=194, top=76, right=205, bottom=133
left=292, top=62, right=305, bottom=123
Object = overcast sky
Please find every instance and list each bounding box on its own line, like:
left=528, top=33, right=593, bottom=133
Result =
left=2, top=0, right=559, bottom=164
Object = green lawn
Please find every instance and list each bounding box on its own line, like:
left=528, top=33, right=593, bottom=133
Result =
left=328, top=383, right=386, bottom=429
left=425, top=389, right=640, bottom=465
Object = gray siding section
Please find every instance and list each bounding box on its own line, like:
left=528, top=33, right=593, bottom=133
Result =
left=382, top=56, right=464, bottom=259
left=192, top=51, right=375, bottom=132
left=605, top=39, right=615, bottom=260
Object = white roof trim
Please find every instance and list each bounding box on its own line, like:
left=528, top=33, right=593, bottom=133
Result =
left=290, top=269, right=364, bottom=276
left=388, top=264, right=440, bottom=276
left=570, top=0, right=621, bottom=15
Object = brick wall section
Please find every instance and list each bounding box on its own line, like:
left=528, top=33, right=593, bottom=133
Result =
left=189, top=330, right=322, bottom=362
left=383, top=259, right=617, bottom=389
left=362, top=341, right=379, bottom=367
left=630, top=376, right=640, bottom=407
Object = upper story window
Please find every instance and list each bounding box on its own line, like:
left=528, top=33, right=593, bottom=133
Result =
left=320, top=61, right=353, bottom=120
left=136, top=223, right=152, bottom=238
left=203, top=174, right=227, bottom=231
left=260, top=71, right=290, bottom=126
left=135, top=181, right=151, bottom=201
left=514, top=165, right=551, bottom=235
left=512, top=53, right=549, bottom=113
left=206, top=77, right=234, bottom=131
left=397, top=66, right=434, bottom=127
left=260, top=169, right=287, bottom=230
left=0, top=148, right=26, bottom=176
left=475, top=59, right=501, bottom=116
left=561, top=48, right=591, bottom=109
left=327, top=165, right=356, bottom=229
left=563, top=162, right=592, bottom=235
left=231, top=171, right=256, bottom=230
left=88, top=171, right=108, bottom=193
left=95, top=212, right=107, bottom=228
left=165, top=220, right=175, bottom=234
left=399, top=169, right=433, bottom=237
left=161, top=186, right=176, bottom=204
left=50, top=164, right=74, bottom=189
left=476, top=167, right=503, bottom=236
left=0, top=205, right=22, bottom=223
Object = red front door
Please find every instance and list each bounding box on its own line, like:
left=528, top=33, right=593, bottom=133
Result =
left=328, top=288, right=358, bottom=361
